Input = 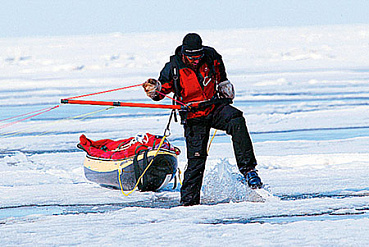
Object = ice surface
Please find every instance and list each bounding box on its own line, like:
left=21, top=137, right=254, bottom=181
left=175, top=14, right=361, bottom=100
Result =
left=1, top=25, right=369, bottom=246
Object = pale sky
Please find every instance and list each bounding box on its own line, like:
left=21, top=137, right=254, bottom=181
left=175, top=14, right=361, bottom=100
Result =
left=1, top=0, right=369, bottom=38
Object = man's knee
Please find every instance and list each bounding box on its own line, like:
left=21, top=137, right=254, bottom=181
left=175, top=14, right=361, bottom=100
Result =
left=226, top=116, right=247, bottom=135
left=212, top=104, right=244, bottom=130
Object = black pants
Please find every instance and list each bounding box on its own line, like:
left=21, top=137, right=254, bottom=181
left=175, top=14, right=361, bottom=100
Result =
left=180, top=104, right=257, bottom=205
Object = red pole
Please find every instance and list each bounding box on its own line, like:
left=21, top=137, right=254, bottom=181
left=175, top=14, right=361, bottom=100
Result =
left=61, top=99, right=183, bottom=110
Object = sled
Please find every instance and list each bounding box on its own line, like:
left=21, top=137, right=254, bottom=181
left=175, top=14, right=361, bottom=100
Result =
left=78, top=133, right=180, bottom=192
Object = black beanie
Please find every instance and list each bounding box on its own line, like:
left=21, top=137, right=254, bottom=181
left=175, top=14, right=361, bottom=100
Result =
left=181, top=33, right=204, bottom=56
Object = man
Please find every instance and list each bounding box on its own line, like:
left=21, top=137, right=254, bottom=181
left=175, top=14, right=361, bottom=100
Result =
left=143, top=33, right=262, bottom=206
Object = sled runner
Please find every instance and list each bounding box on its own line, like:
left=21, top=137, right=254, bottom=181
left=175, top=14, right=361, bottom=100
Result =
left=78, top=133, right=180, bottom=192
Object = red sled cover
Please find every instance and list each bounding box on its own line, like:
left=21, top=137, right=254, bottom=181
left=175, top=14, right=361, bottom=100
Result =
left=78, top=133, right=179, bottom=160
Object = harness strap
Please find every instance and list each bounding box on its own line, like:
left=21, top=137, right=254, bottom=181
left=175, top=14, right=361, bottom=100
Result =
left=190, top=98, right=233, bottom=112
left=171, top=56, right=192, bottom=124
left=170, top=56, right=180, bottom=123
left=170, top=55, right=181, bottom=99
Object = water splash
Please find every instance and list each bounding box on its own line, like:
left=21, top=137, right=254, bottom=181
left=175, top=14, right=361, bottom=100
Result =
left=201, top=159, right=259, bottom=204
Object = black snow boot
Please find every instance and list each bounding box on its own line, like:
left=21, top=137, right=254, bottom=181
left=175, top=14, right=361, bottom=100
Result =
left=245, top=170, right=263, bottom=189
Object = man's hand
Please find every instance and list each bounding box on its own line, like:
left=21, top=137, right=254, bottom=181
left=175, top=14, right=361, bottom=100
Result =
left=143, top=78, right=161, bottom=99
left=218, top=80, right=235, bottom=99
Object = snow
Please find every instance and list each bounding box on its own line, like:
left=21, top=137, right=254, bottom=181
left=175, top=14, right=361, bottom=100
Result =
left=1, top=24, right=369, bottom=246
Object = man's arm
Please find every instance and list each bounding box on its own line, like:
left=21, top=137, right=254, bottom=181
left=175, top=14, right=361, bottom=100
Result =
left=214, top=51, right=228, bottom=83
left=143, top=61, right=174, bottom=101
left=211, top=48, right=234, bottom=99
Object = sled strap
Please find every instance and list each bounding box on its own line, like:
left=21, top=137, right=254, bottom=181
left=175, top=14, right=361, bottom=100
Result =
left=177, top=168, right=183, bottom=186
left=133, top=149, right=149, bottom=190
left=171, top=167, right=183, bottom=190
left=118, top=136, right=167, bottom=196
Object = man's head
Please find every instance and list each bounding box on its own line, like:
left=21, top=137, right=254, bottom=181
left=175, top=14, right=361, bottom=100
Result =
left=181, top=33, right=204, bottom=69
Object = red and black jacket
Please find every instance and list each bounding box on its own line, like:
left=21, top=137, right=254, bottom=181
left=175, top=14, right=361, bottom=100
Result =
left=154, top=45, right=228, bottom=119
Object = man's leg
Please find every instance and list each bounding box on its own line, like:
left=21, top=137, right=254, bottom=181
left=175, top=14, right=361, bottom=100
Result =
left=180, top=120, right=210, bottom=206
left=211, top=104, right=261, bottom=187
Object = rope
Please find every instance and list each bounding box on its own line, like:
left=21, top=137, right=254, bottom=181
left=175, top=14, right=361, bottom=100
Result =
left=155, top=90, right=186, bottom=106
left=1, top=107, right=114, bottom=138
left=0, top=105, right=60, bottom=130
left=207, top=129, right=217, bottom=154
left=1, top=82, right=176, bottom=132
left=0, top=106, right=59, bottom=123
left=118, top=135, right=167, bottom=196
left=1, top=83, right=143, bottom=131
left=66, top=83, right=143, bottom=100
left=33, top=107, right=115, bottom=137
